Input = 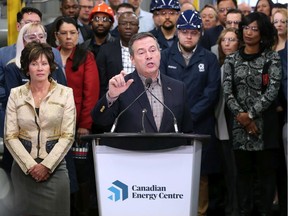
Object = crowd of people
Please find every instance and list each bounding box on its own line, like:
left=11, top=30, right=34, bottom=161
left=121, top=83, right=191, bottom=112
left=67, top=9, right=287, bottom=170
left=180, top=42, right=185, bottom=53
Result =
left=0, top=0, right=287, bottom=216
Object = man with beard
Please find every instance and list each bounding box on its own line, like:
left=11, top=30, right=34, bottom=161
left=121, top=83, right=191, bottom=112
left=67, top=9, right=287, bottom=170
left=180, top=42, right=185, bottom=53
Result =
left=150, top=0, right=180, bottom=51
left=96, top=11, right=139, bottom=97
left=88, top=2, right=115, bottom=58
left=160, top=10, right=221, bottom=216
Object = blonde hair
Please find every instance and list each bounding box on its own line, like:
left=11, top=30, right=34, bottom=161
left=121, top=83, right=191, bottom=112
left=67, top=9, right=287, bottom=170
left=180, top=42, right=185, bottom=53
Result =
left=15, top=23, right=47, bottom=68
left=271, top=8, right=288, bottom=22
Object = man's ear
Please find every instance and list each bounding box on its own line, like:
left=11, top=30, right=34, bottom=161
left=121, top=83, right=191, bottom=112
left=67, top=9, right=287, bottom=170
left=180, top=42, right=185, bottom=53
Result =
left=16, top=22, right=21, bottom=32
left=130, top=55, right=135, bottom=66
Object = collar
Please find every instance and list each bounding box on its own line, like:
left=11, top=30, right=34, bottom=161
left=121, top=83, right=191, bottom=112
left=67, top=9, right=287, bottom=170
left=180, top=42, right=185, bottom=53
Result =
left=138, top=71, right=162, bottom=87
left=77, top=19, right=84, bottom=27
left=120, top=40, right=129, bottom=49
left=177, top=42, right=197, bottom=59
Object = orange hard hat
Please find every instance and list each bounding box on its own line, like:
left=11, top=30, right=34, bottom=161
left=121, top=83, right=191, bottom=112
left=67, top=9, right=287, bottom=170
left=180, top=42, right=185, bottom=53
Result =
left=89, top=2, right=115, bottom=23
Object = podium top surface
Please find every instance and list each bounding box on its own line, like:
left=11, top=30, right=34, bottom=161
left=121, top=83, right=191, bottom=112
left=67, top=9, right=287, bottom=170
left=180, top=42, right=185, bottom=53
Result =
left=81, top=133, right=210, bottom=150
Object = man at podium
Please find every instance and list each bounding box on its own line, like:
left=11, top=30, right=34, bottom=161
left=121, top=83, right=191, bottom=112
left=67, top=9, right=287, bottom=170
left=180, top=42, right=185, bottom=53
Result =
left=91, top=32, right=194, bottom=134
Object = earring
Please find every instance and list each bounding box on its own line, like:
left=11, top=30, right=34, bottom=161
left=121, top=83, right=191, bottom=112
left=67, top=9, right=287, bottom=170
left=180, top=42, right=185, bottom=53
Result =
left=26, top=73, right=30, bottom=77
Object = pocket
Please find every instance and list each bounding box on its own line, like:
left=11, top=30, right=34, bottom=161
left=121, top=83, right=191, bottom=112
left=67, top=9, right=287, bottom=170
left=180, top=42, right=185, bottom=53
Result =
left=46, top=140, right=58, bottom=153
left=19, top=138, right=32, bottom=153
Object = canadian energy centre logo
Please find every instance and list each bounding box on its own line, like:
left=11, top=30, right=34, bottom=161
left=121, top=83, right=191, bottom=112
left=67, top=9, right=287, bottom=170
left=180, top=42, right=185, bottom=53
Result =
left=108, top=180, right=128, bottom=202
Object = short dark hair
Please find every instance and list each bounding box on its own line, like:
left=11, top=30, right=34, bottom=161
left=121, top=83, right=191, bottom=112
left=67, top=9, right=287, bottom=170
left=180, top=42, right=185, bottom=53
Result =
left=116, top=3, right=136, bottom=12
left=20, top=42, right=57, bottom=79
left=55, top=16, right=88, bottom=71
left=238, top=12, right=277, bottom=50
left=227, top=8, right=244, bottom=20
left=217, top=0, right=238, bottom=8
left=60, top=0, right=79, bottom=5
left=55, top=16, right=78, bottom=33
left=128, top=32, right=160, bottom=56
left=17, top=7, right=42, bottom=23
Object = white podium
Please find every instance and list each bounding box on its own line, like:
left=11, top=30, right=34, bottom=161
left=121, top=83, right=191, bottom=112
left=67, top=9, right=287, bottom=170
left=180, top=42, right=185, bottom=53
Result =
left=82, top=133, right=209, bottom=216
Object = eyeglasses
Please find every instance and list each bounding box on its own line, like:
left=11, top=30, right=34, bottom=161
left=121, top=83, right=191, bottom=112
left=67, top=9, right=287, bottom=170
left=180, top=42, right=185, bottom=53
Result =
left=57, top=31, right=79, bottom=36
left=179, top=29, right=200, bottom=36
left=118, top=22, right=138, bottom=27
left=159, top=10, right=179, bottom=16
left=225, top=20, right=240, bottom=25
left=221, top=37, right=238, bottom=43
left=20, top=20, right=41, bottom=25
left=79, top=5, right=93, bottom=10
left=93, top=16, right=111, bottom=23
left=23, top=32, right=47, bottom=42
left=273, top=19, right=288, bottom=25
left=218, top=7, right=233, bottom=14
left=243, top=25, right=259, bottom=32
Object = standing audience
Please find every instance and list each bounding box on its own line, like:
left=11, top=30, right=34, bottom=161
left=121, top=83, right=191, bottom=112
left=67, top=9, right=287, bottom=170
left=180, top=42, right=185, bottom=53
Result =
left=200, top=0, right=238, bottom=50
left=215, top=28, right=240, bottom=216
left=223, top=12, right=282, bottom=216
left=55, top=16, right=100, bottom=216
left=160, top=10, right=221, bottom=216
left=127, top=0, right=155, bottom=33
left=4, top=41, right=76, bottom=216
left=200, top=4, right=219, bottom=31
left=88, top=2, right=115, bottom=58
left=97, top=11, right=139, bottom=97
left=255, top=0, right=274, bottom=18
left=110, top=3, right=135, bottom=38
left=150, top=0, right=180, bottom=51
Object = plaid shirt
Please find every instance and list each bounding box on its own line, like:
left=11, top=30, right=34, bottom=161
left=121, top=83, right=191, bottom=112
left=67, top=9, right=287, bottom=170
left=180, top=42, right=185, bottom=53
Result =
left=121, top=42, right=135, bottom=74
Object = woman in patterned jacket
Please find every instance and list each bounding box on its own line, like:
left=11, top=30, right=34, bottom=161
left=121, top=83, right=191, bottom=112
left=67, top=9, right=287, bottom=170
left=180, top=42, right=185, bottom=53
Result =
left=223, top=12, right=282, bottom=216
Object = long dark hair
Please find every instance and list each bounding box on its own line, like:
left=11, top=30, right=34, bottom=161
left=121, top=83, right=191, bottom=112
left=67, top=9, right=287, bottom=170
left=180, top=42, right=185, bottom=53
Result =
left=238, top=12, right=277, bottom=51
left=55, top=16, right=88, bottom=71
left=255, top=0, right=274, bottom=16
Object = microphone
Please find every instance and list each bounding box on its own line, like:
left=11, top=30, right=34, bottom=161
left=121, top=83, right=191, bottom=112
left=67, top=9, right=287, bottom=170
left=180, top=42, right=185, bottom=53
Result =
left=110, top=78, right=153, bottom=133
left=147, top=88, right=179, bottom=133
left=141, top=108, right=147, bottom=133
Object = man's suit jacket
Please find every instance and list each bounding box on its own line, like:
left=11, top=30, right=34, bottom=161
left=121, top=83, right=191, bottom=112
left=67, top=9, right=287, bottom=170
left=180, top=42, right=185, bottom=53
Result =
left=199, top=25, right=224, bottom=51
left=96, top=39, right=123, bottom=97
left=91, top=71, right=194, bottom=134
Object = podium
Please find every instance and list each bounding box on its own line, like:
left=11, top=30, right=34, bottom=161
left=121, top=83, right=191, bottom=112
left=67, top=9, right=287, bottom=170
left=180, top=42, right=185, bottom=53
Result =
left=81, top=133, right=209, bottom=216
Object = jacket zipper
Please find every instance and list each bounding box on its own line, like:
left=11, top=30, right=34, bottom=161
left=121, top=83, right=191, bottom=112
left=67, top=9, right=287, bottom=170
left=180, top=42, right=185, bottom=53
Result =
left=35, top=115, right=41, bottom=157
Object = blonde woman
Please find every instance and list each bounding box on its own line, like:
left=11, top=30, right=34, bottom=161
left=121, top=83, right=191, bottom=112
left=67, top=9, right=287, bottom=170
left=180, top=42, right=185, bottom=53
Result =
left=272, top=8, right=287, bottom=52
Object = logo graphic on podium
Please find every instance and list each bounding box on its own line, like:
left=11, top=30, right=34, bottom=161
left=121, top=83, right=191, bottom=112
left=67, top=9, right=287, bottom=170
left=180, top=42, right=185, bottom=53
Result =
left=108, top=180, right=128, bottom=202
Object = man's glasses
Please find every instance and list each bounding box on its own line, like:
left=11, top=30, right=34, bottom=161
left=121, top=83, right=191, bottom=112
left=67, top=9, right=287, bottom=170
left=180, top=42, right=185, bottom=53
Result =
left=159, top=10, right=179, bottom=16
left=23, top=32, right=47, bottom=42
left=93, top=16, right=112, bottom=23
left=225, top=20, right=240, bottom=25
left=243, top=25, right=259, bottom=32
left=79, top=5, right=93, bottom=10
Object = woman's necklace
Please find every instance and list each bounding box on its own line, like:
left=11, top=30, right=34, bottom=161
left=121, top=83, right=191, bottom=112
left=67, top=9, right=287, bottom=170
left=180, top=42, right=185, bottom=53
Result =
left=31, top=83, right=50, bottom=107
